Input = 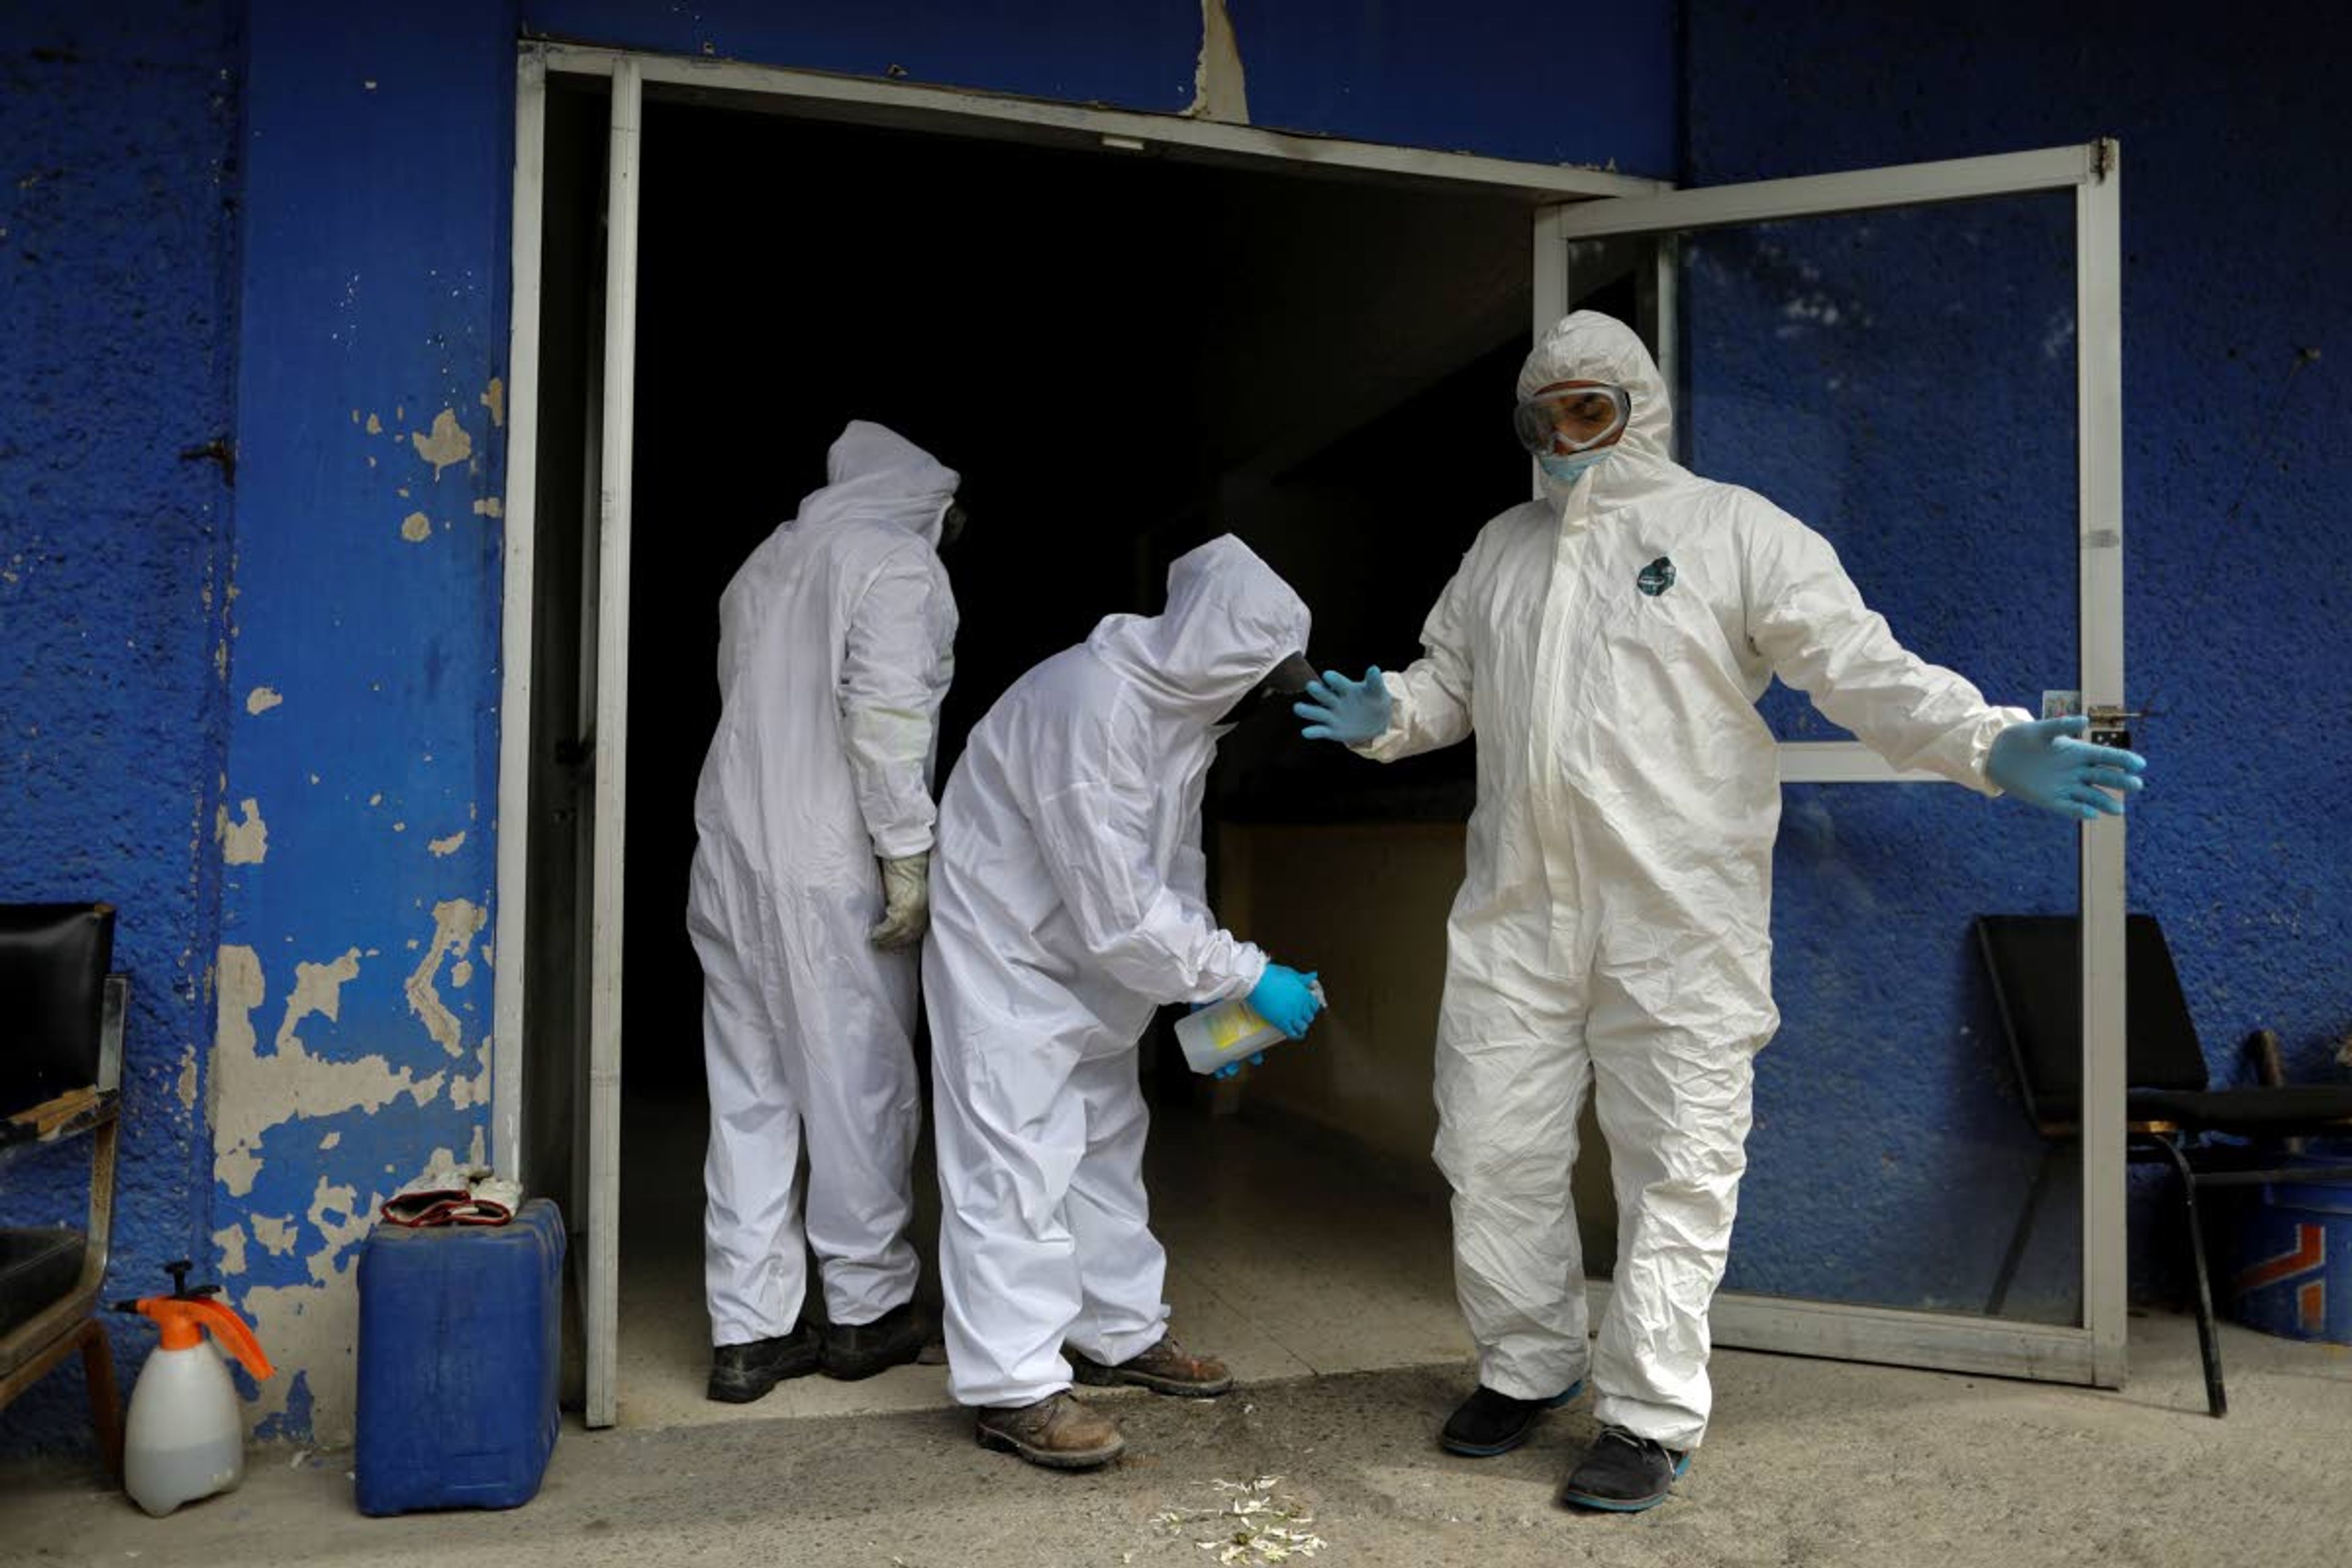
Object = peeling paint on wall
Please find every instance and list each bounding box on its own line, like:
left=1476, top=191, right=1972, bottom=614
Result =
left=448, top=1063, right=490, bottom=1109
left=427, top=829, right=466, bottom=858
left=212, top=943, right=447, bottom=1199
left=471, top=496, right=502, bottom=517
left=217, top=796, right=269, bottom=864
left=1186, top=0, right=1251, bottom=124
left=176, top=1045, right=199, bottom=1111
left=301, top=1175, right=372, bottom=1287
left=214, top=1223, right=248, bottom=1276
left=399, top=510, right=432, bottom=543
left=403, top=898, right=486, bottom=1057
left=251, top=1213, right=298, bottom=1257
left=480, top=377, right=505, bottom=428
left=274, top=948, right=363, bottom=1055
left=409, top=407, right=472, bottom=478
left=246, top=686, right=284, bottom=715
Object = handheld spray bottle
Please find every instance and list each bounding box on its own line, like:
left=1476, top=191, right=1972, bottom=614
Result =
left=115, top=1260, right=274, bottom=1517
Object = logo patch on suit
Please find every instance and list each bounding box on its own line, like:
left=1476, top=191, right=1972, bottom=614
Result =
left=1637, top=556, right=1676, bottom=597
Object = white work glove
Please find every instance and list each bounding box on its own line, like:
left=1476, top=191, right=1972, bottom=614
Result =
left=867, top=853, right=931, bottom=951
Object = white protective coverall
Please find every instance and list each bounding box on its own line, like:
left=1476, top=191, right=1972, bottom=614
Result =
left=688, top=420, right=960, bottom=1344
left=924, top=535, right=1310, bottom=1408
left=1357, top=313, right=2030, bottom=1449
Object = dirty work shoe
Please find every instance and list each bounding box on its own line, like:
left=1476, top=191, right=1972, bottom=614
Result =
left=974, top=1392, right=1128, bottom=1471
left=1558, top=1425, right=1691, bottom=1513
left=1067, top=1336, right=1234, bottom=1398
left=1439, top=1381, right=1585, bottom=1457
left=707, top=1325, right=821, bottom=1403
left=821, top=1302, right=927, bottom=1381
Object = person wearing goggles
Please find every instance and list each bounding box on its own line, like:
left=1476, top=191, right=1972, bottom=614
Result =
left=1297, top=311, right=2147, bottom=1513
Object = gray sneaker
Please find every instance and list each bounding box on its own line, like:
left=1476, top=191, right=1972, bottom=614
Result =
left=1559, top=1425, right=1691, bottom=1513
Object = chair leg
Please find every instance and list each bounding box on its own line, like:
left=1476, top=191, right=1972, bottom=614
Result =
left=1988, top=1144, right=2061, bottom=1317
left=78, top=1320, right=124, bottom=1477
left=2149, top=1135, right=2228, bottom=1418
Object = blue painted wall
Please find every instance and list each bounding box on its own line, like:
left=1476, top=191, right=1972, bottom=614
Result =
left=1234, top=1, right=1677, bottom=173
left=524, top=0, right=1204, bottom=113
left=199, top=0, right=516, bottom=1446
left=1685, top=1, right=2352, bottom=1311
left=0, top=0, right=243, bottom=1452
left=519, top=1, right=1681, bottom=173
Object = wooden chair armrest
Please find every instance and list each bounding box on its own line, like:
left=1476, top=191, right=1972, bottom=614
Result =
left=3, top=1085, right=117, bottom=1145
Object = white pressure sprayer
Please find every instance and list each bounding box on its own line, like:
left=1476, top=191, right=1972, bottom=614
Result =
left=115, top=1261, right=276, bottom=1517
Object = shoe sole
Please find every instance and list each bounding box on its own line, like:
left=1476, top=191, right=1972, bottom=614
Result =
left=974, top=1424, right=1127, bottom=1470
left=1068, top=1359, right=1233, bottom=1400
left=1559, top=1452, right=1692, bottom=1513
left=705, top=1360, right=820, bottom=1404
left=1438, top=1382, right=1584, bottom=1458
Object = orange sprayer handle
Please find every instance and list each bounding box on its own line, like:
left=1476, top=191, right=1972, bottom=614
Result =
left=139, top=1297, right=276, bottom=1382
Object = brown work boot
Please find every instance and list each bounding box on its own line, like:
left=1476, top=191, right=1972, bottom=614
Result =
left=1068, top=1335, right=1234, bottom=1398
left=974, top=1392, right=1127, bottom=1470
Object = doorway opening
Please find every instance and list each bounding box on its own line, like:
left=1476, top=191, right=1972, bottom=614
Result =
left=521, top=85, right=1655, bottom=1425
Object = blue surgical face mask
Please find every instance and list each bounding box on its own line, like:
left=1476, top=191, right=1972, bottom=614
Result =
left=1537, top=448, right=1613, bottom=486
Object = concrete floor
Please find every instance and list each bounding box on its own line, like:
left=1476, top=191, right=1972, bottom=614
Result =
left=13, top=1095, right=2349, bottom=1563
left=6, top=1311, right=2348, bottom=1568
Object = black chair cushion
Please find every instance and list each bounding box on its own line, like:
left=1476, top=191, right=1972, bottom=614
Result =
left=0, top=1227, right=88, bottom=1338
left=2129, top=1083, right=2352, bottom=1134
left=0, top=903, right=115, bottom=1115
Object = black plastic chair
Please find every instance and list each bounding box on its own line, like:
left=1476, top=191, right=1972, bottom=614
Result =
left=1973, top=913, right=2352, bottom=1417
left=0, top=902, right=127, bottom=1473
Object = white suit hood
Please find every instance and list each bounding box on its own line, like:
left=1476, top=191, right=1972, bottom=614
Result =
left=1518, top=311, right=1693, bottom=513
left=1086, top=536, right=1313, bottom=726
left=795, top=418, right=962, bottom=548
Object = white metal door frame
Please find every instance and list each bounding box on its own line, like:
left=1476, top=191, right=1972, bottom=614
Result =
left=1534, top=140, right=2129, bottom=1387
left=491, top=50, right=546, bottom=1185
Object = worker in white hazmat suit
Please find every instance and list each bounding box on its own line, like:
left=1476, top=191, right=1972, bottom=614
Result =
left=925, top=534, right=1328, bottom=1470
left=688, top=420, right=966, bottom=1402
left=1297, top=312, right=2147, bottom=1512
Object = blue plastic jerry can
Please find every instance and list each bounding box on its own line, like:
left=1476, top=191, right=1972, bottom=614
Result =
left=355, top=1198, right=566, bottom=1516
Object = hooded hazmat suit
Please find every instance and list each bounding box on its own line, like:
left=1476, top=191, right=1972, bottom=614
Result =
left=688, top=420, right=960, bottom=1346
left=1356, top=313, right=2030, bottom=1449
left=924, top=535, right=1311, bottom=1409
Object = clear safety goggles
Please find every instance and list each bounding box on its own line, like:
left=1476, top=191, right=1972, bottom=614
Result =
left=1511, top=382, right=1632, bottom=456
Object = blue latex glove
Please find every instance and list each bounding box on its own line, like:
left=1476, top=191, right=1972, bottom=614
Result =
left=1248, top=965, right=1324, bottom=1041
left=1295, top=668, right=1392, bottom=745
left=1213, top=1053, right=1266, bottom=1081
left=1986, top=716, right=2148, bottom=821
